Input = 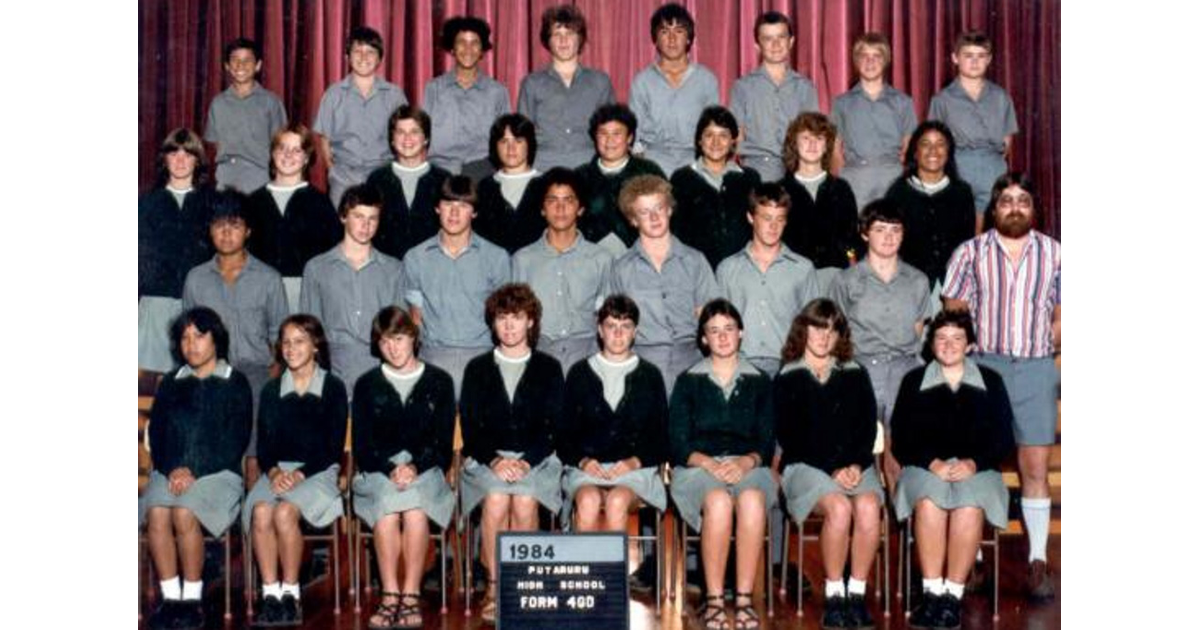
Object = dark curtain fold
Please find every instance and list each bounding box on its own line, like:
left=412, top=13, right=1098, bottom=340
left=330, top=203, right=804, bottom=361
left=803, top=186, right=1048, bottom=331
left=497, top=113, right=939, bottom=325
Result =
left=138, top=0, right=1059, bottom=237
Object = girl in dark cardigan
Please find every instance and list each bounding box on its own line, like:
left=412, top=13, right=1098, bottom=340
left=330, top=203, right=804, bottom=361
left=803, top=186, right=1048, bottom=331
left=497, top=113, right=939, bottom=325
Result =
left=243, top=314, right=347, bottom=626
left=459, top=284, right=565, bottom=623
left=351, top=306, right=457, bottom=630
left=141, top=308, right=252, bottom=630
left=775, top=299, right=883, bottom=630
left=668, top=299, right=775, bottom=630
left=891, top=310, right=1015, bottom=630
left=473, top=114, right=547, bottom=254
left=669, top=106, right=761, bottom=269
left=244, top=123, right=342, bottom=310
left=558, top=295, right=668, bottom=544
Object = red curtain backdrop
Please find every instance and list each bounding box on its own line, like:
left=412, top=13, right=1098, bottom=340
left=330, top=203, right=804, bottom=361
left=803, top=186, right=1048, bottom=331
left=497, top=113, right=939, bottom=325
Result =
left=138, top=0, right=1060, bottom=237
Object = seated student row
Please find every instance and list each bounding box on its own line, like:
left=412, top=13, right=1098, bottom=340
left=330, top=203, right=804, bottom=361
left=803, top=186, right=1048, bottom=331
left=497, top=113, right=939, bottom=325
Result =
left=142, top=284, right=1013, bottom=630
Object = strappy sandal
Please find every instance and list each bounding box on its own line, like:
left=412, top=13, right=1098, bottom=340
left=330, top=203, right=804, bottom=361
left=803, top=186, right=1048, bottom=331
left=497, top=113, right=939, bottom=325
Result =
left=480, top=580, right=498, bottom=625
left=700, top=593, right=731, bottom=630
left=733, top=592, right=761, bottom=630
left=367, top=591, right=402, bottom=630
left=394, top=593, right=423, bottom=629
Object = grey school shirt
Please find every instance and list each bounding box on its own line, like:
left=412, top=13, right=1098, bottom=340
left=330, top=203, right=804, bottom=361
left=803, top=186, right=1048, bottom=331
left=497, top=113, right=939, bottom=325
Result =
left=402, top=233, right=511, bottom=349
left=205, top=82, right=288, bottom=193
left=831, top=83, right=917, bottom=166
left=827, top=259, right=931, bottom=357
left=423, top=71, right=511, bottom=173
left=730, top=67, right=820, bottom=162
left=299, top=245, right=405, bottom=380
left=610, top=236, right=719, bottom=347
left=182, top=253, right=289, bottom=368
left=715, top=245, right=820, bottom=362
left=313, top=75, right=409, bottom=178
left=512, top=231, right=613, bottom=342
left=517, top=65, right=616, bottom=170
left=927, top=79, right=1019, bottom=153
left=630, top=61, right=721, bottom=175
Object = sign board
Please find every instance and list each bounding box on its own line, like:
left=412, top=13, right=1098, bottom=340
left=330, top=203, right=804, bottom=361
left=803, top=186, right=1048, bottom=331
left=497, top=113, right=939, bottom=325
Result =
left=496, top=532, right=628, bottom=630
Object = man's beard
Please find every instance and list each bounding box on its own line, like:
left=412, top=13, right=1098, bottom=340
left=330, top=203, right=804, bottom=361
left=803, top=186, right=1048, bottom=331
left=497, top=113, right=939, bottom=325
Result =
left=996, top=212, right=1033, bottom=238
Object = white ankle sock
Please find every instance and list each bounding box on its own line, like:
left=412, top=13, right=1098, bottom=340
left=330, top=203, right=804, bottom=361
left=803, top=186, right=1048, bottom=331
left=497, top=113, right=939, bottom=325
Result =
left=825, top=579, right=846, bottom=598
left=847, top=577, right=867, bottom=596
left=281, top=582, right=300, bottom=599
left=922, top=578, right=945, bottom=595
left=263, top=582, right=282, bottom=598
left=181, top=579, right=203, bottom=601
left=1021, top=496, right=1052, bottom=562
left=160, top=576, right=182, bottom=600
left=945, top=581, right=965, bottom=599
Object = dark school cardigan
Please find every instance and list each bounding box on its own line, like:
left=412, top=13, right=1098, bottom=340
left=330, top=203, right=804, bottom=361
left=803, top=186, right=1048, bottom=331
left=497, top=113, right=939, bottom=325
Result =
left=557, top=358, right=668, bottom=468
left=473, top=174, right=548, bottom=255
left=459, top=351, right=564, bottom=467
left=576, top=156, right=666, bottom=248
left=364, top=163, right=451, bottom=260
left=149, top=367, right=253, bottom=477
left=668, top=367, right=775, bottom=467
left=669, top=165, right=761, bottom=269
left=351, top=364, right=456, bottom=475
left=138, top=187, right=220, bottom=298
left=244, top=184, right=342, bottom=277
left=885, top=177, right=977, bottom=286
left=256, top=372, right=348, bottom=474
left=780, top=175, right=863, bottom=270
left=774, top=362, right=877, bottom=474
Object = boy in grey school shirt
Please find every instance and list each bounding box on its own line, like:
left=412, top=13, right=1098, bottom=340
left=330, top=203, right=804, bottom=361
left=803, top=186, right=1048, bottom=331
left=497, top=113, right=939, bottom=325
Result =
left=827, top=198, right=930, bottom=488
left=729, top=11, right=819, bottom=183
left=629, top=3, right=720, bottom=176
left=313, top=26, right=408, bottom=207
left=716, top=182, right=819, bottom=377
left=423, top=16, right=511, bottom=178
left=831, top=32, right=918, bottom=211
left=300, top=184, right=406, bottom=397
left=204, top=38, right=287, bottom=194
left=609, top=174, right=718, bottom=395
left=402, top=175, right=510, bottom=398
left=512, top=167, right=613, bottom=374
left=182, top=197, right=289, bottom=485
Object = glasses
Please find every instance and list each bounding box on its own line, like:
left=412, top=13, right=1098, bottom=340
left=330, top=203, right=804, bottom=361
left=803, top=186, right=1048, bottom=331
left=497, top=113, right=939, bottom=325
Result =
left=997, top=195, right=1033, bottom=208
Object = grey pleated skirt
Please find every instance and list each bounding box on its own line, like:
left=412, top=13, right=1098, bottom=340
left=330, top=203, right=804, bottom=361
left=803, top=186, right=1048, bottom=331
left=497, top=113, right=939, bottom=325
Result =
left=892, top=464, right=1009, bottom=529
left=138, top=296, right=182, bottom=373
left=140, top=469, right=243, bottom=536
left=352, top=468, right=455, bottom=530
left=459, top=452, right=564, bottom=524
left=560, top=465, right=668, bottom=528
left=780, top=462, right=885, bottom=523
left=669, top=461, right=778, bottom=532
left=241, top=463, right=343, bottom=533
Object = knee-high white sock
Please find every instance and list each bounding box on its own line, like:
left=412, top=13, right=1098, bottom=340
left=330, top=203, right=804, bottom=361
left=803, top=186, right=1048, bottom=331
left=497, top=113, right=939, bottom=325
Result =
left=160, top=576, right=182, bottom=601
left=1021, top=497, right=1052, bottom=562
left=182, top=579, right=203, bottom=601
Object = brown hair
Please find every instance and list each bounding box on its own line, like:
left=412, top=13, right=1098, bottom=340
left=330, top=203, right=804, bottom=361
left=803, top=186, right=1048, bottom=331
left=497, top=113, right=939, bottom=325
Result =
left=268, top=122, right=315, bottom=180
left=539, top=4, right=588, bottom=52
left=157, top=128, right=208, bottom=187
left=782, top=112, right=837, bottom=174
left=617, top=174, right=674, bottom=223
left=954, top=30, right=993, bottom=55
left=485, top=283, right=543, bottom=349
left=371, top=305, right=421, bottom=359
left=779, top=299, right=853, bottom=364
left=276, top=314, right=331, bottom=370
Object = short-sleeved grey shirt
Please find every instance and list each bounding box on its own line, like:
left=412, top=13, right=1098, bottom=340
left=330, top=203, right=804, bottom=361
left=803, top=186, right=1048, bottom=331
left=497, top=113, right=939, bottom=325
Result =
left=715, top=245, right=820, bottom=361
left=299, top=245, right=406, bottom=383
left=512, top=231, right=613, bottom=342
left=401, top=233, right=511, bottom=349
left=204, top=83, right=288, bottom=193
left=729, top=67, right=819, bottom=162
left=183, top=253, right=289, bottom=368
left=517, top=65, right=616, bottom=170
left=927, top=79, right=1019, bottom=153
left=827, top=259, right=931, bottom=357
left=610, top=236, right=719, bottom=346
left=313, top=75, right=409, bottom=179
left=830, top=83, right=917, bottom=167
left=423, top=72, right=511, bottom=174
left=630, top=62, right=721, bottom=175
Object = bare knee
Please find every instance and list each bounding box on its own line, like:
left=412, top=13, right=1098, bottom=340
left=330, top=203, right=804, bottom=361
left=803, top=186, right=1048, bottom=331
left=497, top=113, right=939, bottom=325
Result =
left=823, top=494, right=853, bottom=531
left=853, top=494, right=881, bottom=530
left=605, top=488, right=634, bottom=516
left=171, top=507, right=199, bottom=533
left=482, top=494, right=512, bottom=524
left=703, top=489, right=734, bottom=524
left=273, top=502, right=300, bottom=531
left=511, top=495, right=539, bottom=523
left=147, top=507, right=173, bottom=537
left=574, top=486, right=602, bottom=519
left=252, top=503, right=275, bottom=534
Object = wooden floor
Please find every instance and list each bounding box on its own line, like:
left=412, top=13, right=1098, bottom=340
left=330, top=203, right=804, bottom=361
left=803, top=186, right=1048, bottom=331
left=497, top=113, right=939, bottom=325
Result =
left=139, top=530, right=1059, bottom=629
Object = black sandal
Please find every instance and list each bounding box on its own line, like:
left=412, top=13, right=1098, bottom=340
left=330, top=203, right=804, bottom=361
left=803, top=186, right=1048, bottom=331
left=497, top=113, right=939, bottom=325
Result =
left=367, top=591, right=402, bottom=630
left=395, top=593, right=423, bottom=629
left=480, top=579, right=498, bottom=624
left=700, top=593, right=731, bottom=630
left=734, top=592, right=761, bottom=630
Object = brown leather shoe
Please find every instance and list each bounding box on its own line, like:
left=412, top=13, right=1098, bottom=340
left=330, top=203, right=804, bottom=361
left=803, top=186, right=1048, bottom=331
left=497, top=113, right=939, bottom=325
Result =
left=1026, top=560, right=1056, bottom=602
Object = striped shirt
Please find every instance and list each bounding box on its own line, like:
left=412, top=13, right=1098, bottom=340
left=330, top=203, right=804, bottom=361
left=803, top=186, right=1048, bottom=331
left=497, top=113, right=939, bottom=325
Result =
left=941, top=229, right=1060, bottom=358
